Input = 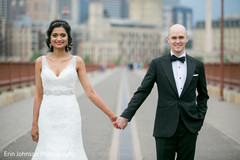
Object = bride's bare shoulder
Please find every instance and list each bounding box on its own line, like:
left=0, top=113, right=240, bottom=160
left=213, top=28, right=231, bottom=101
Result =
left=75, top=56, right=84, bottom=65
left=35, top=56, right=42, bottom=66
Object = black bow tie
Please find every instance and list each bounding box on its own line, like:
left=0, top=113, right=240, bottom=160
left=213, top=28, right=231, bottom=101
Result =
left=170, top=55, right=185, bottom=63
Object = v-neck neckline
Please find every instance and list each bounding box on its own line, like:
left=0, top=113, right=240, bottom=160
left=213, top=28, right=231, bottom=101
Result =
left=45, top=55, right=73, bottom=78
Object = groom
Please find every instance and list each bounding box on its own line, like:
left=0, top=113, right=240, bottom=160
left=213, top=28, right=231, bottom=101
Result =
left=116, top=24, right=209, bottom=160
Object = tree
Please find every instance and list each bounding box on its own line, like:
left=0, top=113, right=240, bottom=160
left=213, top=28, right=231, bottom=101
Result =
left=30, top=50, right=41, bottom=62
left=114, top=56, right=122, bottom=66
left=83, top=55, right=91, bottom=64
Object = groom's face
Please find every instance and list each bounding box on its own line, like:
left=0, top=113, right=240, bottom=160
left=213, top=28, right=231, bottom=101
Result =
left=167, top=26, right=189, bottom=56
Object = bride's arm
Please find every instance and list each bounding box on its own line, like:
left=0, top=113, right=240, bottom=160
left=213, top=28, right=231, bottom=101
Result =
left=76, top=56, right=118, bottom=124
left=31, top=57, right=43, bottom=142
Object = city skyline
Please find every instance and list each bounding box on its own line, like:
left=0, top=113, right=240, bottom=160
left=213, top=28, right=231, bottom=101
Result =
left=180, top=0, right=240, bottom=26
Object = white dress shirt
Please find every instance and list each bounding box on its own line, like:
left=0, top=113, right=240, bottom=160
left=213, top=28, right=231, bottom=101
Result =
left=170, top=51, right=187, bottom=97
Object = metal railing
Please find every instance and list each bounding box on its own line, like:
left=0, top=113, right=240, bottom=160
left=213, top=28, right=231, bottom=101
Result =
left=0, top=62, right=35, bottom=91
left=205, top=63, right=240, bottom=91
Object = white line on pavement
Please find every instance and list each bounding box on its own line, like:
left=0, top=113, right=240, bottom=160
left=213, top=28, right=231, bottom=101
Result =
left=108, top=73, right=122, bottom=160
left=0, top=127, right=31, bottom=152
left=125, top=70, right=143, bottom=160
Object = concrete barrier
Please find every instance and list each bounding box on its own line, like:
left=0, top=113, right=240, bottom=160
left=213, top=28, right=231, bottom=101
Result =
left=208, top=84, right=240, bottom=105
left=0, top=86, right=35, bottom=108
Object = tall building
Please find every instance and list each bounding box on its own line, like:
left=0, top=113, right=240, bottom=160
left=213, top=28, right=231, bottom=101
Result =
left=0, top=0, right=13, bottom=60
left=31, top=23, right=48, bottom=56
left=192, top=16, right=240, bottom=63
left=81, top=1, right=161, bottom=65
left=0, top=0, right=11, bottom=22
left=10, top=0, right=26, bottom=22
left=162, top=5, right=174, bottom=35
left=163, top=0, right=180, bottom=6
left=88, top=1, right=109, bottom=41
left=130, top=0, right=162, bottom=26
left=5, top=22, right=13, bottom=59
left=26, top=0, right=50, bottom=24
left=50, top=0, right=79, bottom=25
left=162, top=4, right=192, bottom=52
left=81, top=20, right=161, bottom=64
left=11, top=15, right=32, bottom=61
left=108, top=20, right=161, bottom=64
left=172, top=6, right=192, bottom=32
left=78, top=0, right=89, bottom=24
left=0, top=17, right=6, bottom=60
left=103, top=0, right=129, bottom=19
left=162, top=6, right=192, bottom=35
left=162, top=0, right=186, bottom=36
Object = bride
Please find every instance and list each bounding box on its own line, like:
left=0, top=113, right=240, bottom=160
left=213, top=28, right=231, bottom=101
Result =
left=31, top=19, right=118, bottom=159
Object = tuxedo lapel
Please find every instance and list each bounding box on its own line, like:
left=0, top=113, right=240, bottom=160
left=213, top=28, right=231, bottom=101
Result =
left=180, top=55, right=196, bottom=97
left=161, top=54, right=178, bottom=96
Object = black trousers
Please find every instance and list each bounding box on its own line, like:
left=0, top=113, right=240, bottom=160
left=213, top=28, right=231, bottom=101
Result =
left=155, top=118, right=198, bottom=160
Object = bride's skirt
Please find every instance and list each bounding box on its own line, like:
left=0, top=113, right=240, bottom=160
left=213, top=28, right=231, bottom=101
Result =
left=32, top=95, right=88, bottom=160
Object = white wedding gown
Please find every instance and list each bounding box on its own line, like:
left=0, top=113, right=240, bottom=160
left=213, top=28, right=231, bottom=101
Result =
left=32, top=56, right=88, bottom=160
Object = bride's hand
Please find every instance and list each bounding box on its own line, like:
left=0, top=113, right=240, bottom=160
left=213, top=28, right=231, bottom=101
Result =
left=31, top=124, right=39, bottom=142
left=110, top=115, right=121, bottom=129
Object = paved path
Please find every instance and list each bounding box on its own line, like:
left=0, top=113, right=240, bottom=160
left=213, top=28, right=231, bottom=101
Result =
left=0, top=67, right=240, bottom=160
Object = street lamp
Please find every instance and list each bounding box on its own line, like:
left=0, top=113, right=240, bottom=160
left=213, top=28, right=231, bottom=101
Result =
left=220, top=0, right=224, bottom=100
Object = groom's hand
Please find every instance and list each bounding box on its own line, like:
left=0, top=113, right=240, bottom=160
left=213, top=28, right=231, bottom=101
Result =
left=110, top=115, right=121, bottom=129
left=115, top=117, right=128, bottom=130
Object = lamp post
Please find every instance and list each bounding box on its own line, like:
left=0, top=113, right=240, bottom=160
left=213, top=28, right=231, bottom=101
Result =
left=220, top=0, right=224, bottom=100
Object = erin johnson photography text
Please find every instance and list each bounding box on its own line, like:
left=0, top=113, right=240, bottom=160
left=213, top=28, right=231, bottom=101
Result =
left=4, top=151, right=75, bottom=157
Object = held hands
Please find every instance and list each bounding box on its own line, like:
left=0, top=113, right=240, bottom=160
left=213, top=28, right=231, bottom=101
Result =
left=114, top=117, right=128, bottom=130
left=110, top=115, right=121, bottom=129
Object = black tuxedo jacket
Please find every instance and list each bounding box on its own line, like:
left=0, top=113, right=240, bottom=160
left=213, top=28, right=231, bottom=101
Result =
left=121, top=54, right=209, bottom=137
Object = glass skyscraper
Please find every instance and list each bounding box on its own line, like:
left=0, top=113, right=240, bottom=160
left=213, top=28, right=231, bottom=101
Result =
left=172, top=6, right=192, bottom=31
left=103, top=0, right=129, bottom=19
left=78, top=0, right=89, bottom=23
left=0, top=0, right=11, bottom=22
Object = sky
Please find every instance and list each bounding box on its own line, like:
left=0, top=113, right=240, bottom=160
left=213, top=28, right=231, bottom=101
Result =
left=180, top=0, right=240, bottom=26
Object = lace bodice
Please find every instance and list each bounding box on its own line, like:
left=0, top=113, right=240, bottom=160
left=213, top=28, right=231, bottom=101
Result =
left=41, top=56, right=78, bottom=95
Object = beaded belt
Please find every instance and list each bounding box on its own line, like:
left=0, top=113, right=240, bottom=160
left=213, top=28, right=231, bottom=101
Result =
left=44, top=89, right=74, bottom=96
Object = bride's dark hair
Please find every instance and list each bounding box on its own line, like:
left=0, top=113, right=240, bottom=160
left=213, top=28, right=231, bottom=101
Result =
left=46, top=19, right=73, bottom=52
